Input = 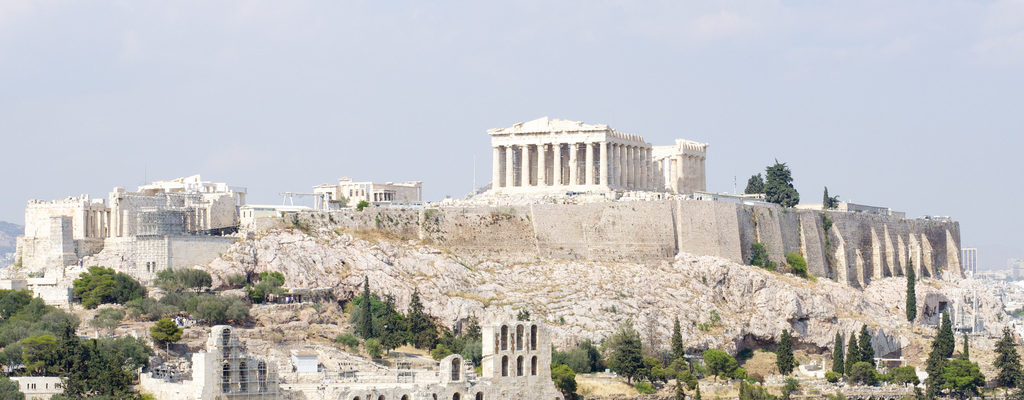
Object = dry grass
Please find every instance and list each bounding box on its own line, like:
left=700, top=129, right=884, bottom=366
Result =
left=742, top=350, right=778, bottom=378
left=576, top=373, right=637, bottom=398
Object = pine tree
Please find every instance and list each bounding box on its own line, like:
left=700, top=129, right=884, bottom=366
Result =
left=858, top=325, right=875, bottom=367
left=674, top=377, right=686, bottom=400
left=832, top=332, right=845, bottom=374
left=671, top=316, right=684, bottom=360
left=845, top=332, right=859, bottom=374
left=407, top=288, right=438, bottom=349
left=744, top=174, right=765, bottom=194
left=961, top=333, right=969, bottom=361
left=764, top=160, right=800, bottom=207
left=994, top=327, right=1023, bottom=389
left=694, top=384, right=702, bottom=400
left=776, top=330, right=794, bottom=375
left=357, top=276, right=375, bottom=339
left=906, top=263, right=917, bottom=322
left=926, top=312, right=956, bottom=397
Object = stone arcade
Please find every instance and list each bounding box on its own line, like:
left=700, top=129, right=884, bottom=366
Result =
left=488, top=117, right=707, bottom=195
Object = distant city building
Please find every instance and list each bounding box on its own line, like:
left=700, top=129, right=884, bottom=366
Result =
left=961, top=248, right=977, bottom=276
left=796, top=201, right=905, bottom=218
left=11, top=376, right=63, bottom=400
left=312, top=177, right=422, bottom=210
left=1011, top=259, right=1024, bottom=280
left=692, top=191, right=767, bottom=205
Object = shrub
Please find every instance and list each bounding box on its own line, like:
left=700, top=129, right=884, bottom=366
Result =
left=225, top=273, right=247, bottom=289
left=786, top=252, right=808, bottom=278
left=551, top=364, right=577, bottom=399
left=431, top=344, right=453, bottom=360
left=89, top=307, right=125, bottom=333
left=125, top=297, right=179, bottom=321
left=246, top=271, right=286, bottom=303
left=184, top=294, right=249, bottom=324
left=364, top=338, right=382, bottom=359
left=703, top=349, right=738, bottom=379
left=356, top=200, right=370, bottom=211
left=634, top=381, right=655, bottom=394
left=849, top=361, right=877, bottom=385
left=335, top=333, right=359, bottom=352
left=889, top=365, right=919, bottom=385
left=155, top=268, right=213, bottom=292
left=749, top=243, right=776, bottom=270
left=825, top=371, right=840, bottom=383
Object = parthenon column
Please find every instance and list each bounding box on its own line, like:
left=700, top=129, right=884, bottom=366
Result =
left=616, top=144, right=624, bottom=188
left=522, top=144, right=532, bottom=186
left=537, top=144, right=547, bottom=186
left=568, top=143, right=578, bottom=186
left=493, top=147, right=502, bottom=188
left=505, top=146, right=515, bottom=188
left=553, top=144, right=562, bottom=186
left=639, top=149, right=647, bottom=190
left=599, top=142, right=608, bottom=187
left=585, top=143, right=595, bottom=185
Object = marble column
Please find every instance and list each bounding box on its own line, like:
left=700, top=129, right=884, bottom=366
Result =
left=505, top=146, right=515, bottom=188
left=639, top=148, right=647, bottom=190
left=585, top=143, right=595, bottom=185
left=568, top=143, right=578, bottom=186
left=538, top=144, right=547, bottom=186
left=522, top=144, right=532, bottom=187
left=599, top=142, right=608, bottom=187
left=553, top=144, right=562, bottom=186
left=493, top=147, right=502, bottom=188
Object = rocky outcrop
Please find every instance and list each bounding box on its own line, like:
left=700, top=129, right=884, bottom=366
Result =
left=203, top=228, right=1002, bottom=358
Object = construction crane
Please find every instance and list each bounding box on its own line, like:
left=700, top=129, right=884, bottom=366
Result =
left=278, top=192, right=317, bottom=206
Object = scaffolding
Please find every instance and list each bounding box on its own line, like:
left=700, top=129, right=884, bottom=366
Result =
left=215, top=329, right=282, bottom=400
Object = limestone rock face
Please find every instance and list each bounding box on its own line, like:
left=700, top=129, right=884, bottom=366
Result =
left=204, top=229, right=1003, bottom=355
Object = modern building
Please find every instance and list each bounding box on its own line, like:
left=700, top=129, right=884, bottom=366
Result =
left=11, top=376, right=64, bottom=400
left=795, top=201, right=905, bottom=218
left=290, top=350, right=318, bottom=374
left=487, top=117, right=707, bottom=195
left=961, top=248, right=977, bottom=276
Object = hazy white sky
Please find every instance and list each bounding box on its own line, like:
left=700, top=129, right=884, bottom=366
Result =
left=1, top=1, right=1021, bottom=268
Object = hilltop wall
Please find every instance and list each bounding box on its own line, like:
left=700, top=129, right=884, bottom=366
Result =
left=287, top=199, right=961, bottom=287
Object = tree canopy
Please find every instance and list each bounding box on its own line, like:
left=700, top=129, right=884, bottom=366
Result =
left=764, top=161, right=799, bottom=207
left=745, top=174, right=765, bottom=195
left=607, top=324, right=645, bottom=383
left=149, top=318, right=183, bottom=344
left=906, top=264, right=917, bottom=322
left=831, top=332, right=844, bottom=375
left=776, top=330, right=794, bottom=375
left=72, top=266, right=146, bottom=309
left=995, top=327, right=1023, bottom=389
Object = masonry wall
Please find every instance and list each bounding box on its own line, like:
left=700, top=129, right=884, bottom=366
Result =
left=290, top=200, right=961, bottom=286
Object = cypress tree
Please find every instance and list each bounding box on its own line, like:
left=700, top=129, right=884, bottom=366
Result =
left=671, top=317, right=684, bottom=360
left=925, top=312, right=956, bottom=397
left=407, top=289, right=438, bottom=349
left=994, top=327, right=1023, bottom=389
left=937, top=312, right=955, bottom=358
left=358, top=276, right=375, bottom=339
left=845, top=333, right=859, bottom=374
left=906, top=262, right=917, bottom=322
left=858, top=325, right=875, bottom=366
left=961, top=333, right=969, bottom=361
left=776, top=330, right=794, bottom=375
left=674, top=377, right=686, bottom=400
left=832, top=332, right=845, bottom=374
left=694, top=384, right=702, bottom=400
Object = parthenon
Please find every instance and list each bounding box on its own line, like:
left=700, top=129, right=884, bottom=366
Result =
left=488, top=117, right=707, bottom=195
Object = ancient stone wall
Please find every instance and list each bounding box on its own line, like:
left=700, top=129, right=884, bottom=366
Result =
left=287, top=200, right=961, bottom=286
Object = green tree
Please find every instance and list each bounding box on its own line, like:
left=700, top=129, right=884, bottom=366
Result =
left=674, top=377, right=686, bottom=400
left=745, top=174, right=765, bottom=194
left=379, top=295, right=407, bottom=352
left=149, top=318, right=183, bottom=345
left=849, top=361, right=877, bottom=385
left=154, top=268, right=212, bottom=293
left=607, top=324, right=644, bottom=384
left=702, top=349, right=738, bottom=380
left=906, top=263, right=917, bottom=322
left=516, top=309, right=531, bottom=321
left=782, top=378, right=800, bottom=400
left=832, top=332, right=845, bottom=375
left=939, top=359, right=985, bottom=399
left=245, top=271, right=285, bottom=303
left=407, top=289, right=438, bottom=349
left=335, top=333, right=359, bottom=352
left=72, top=266, right=146, bottom=309
left=364, top=338, right=382, bottom=359
left=776, top=330, right=794, bottom=375
left=961, top=333, right=969, bottom=360
left=357, top=277, right=375, bottom=339
left=0, top=290, right=32, bottom=319
left=551, top=363, right=577, bottom=399
left=764, top=160, right=799, bottom=207
left=890, top=366, right=920, bottom=385
left=356, top=200, right=370, bottom=211
left=749, top=242, right=774, bottom=270
left=0, top=376, right=23, bottom=400
left=21, top=334, right=59, bottom=375
left=785, top=252, right=808, bottom=278
left=183, top=294, right=249, bottom=324
left=858, top=325, right=874, bottom=366
left=89, top=307, right=125, bottom=334
left=995, top=327, right=1024, bottom=389
left=694, top=384, right=702, bottom=400
left=926, top=312, right=956, bottom=397
left=671, top=317, right=684, bottom=360
left=845, top=333, right=859, bottom=374
left=936, top=312, right=955, bottom=358
left=823, top=187, right=839, bottom=209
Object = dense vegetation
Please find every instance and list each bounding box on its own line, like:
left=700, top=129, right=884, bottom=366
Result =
left=126, top=268, right=250, bottom=325
left=72, top=266, right=146, bottom=309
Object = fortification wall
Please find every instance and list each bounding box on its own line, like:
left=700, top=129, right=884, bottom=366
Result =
left=287, top=200, right=961, bottom=286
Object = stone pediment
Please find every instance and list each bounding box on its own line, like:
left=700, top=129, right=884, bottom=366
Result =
left=488, top=116, right=610, bottom=135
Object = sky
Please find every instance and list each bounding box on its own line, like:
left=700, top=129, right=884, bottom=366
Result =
left=0, top=1, right=1021, bottom=269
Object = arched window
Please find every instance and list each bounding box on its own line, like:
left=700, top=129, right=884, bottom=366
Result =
left=222, top=329, right=231, bottom=359
left=239, top=361, right=248, bottom=393
left=530, top=325, right=537, bottom=351
left=516, top=325, right=524, bottom=350
left=501, top=356, right=508, bottom=377
left=353, top=397, right=361, bottom=400
left=516, top=356, right=524, bottom=376
left=500, top=326, right=508, bottom=351
left=475, top=393, right=483, bottom=400
left=401, top=396, right=410, bottom=400
left=531, top=356, right=537, bottom=376
left=257, top=361, right=267, bottom=392
left=377, top=396, right=385, bottom=400
left=451, top=357, right=461, bottom=381
left=452, top=394, right=461, bottom=400
left=221, top=363, right=231, bottom=393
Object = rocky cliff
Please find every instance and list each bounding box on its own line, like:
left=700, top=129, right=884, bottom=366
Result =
left=203, top=226, right=1001, bottom=364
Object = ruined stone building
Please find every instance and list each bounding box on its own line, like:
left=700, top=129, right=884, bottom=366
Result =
left=313, top=177, right=423, bottom=210
left=14, top=175, right=245, bottom=284
left=141, top=325, right=281, bottom=400
left=488, top=117, right=707, bottom=195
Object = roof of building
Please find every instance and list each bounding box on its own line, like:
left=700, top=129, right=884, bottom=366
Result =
left=487, top=116, right=611, bottom=135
